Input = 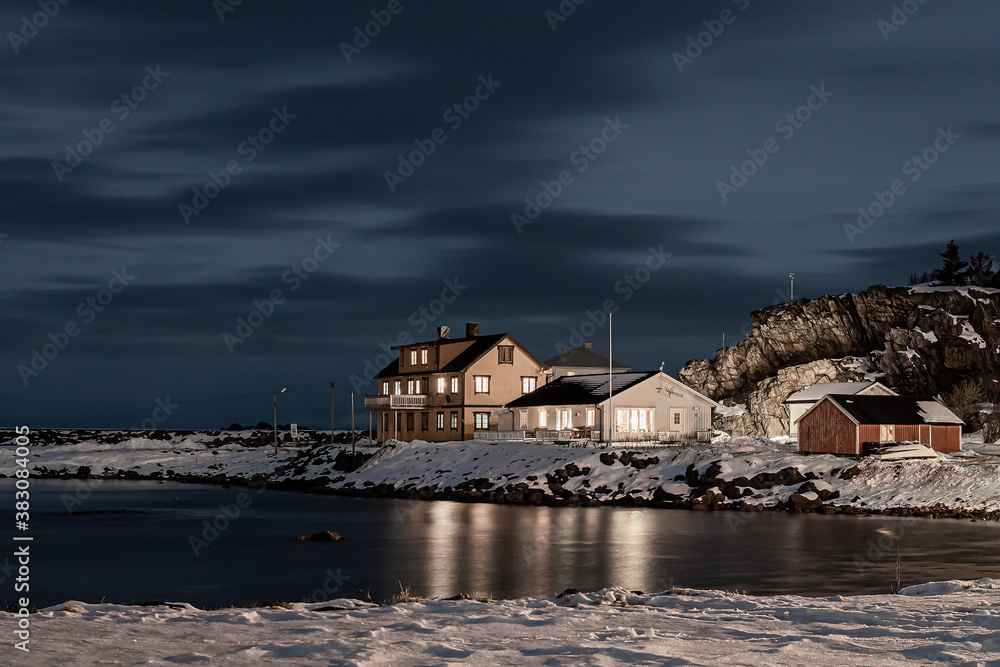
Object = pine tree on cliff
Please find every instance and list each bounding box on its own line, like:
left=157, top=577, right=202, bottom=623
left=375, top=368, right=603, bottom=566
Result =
left=967, top=252, right=997, bottom=287
left=932, top=240, right=969, bottom=285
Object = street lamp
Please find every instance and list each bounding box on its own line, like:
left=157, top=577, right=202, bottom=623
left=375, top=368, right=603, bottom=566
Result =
left=273, top=387, right=286, bottom=454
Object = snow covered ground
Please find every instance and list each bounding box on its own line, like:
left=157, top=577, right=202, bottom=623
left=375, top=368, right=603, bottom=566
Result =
left=15, top=579, right=1000, bottom=665
left=5, top=429, right=1000, bottom=516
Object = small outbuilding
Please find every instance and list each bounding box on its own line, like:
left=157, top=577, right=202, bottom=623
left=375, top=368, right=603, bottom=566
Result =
left=784, top=381, right=896, bottom=438
left=797, top=394, right=964, bottom=456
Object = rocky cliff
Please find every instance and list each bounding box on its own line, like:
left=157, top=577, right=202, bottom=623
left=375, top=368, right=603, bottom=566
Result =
left=679, top=284, right=1000, bottom=436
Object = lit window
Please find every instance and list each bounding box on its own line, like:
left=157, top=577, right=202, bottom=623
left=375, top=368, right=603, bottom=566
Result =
left=437, top=412, right=444, bottom=429
left=474, top=376, right=490, bottom=394
left=450, top=412, right=458, bottom=429
left=521, top=377, right=536, bottom=394
left=498, top=345, right=514, bottom=364
left=437, top=377, right=445, bottom=393
left=519, top=410, right=528, bottom=429
left=451, top=377, right=458, bottom=393
left=407, top=380, right=416, bottom=394
left=586, top=409, right=595, bottom=427
left=421, top=348, right=428, bottom=364
left=615, top=409, right=654, bottom=433
left=382, top=381, right=389, bottom=395
left=394, top=381, right=401, bottom=395
left=474, top=412, right=490, bottom=429
left=538, top=410, right=548, bottom=428
left=409, top=350, right=417, bottom=365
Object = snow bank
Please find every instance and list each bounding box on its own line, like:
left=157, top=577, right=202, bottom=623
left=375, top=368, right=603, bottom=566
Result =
left=17, top=582, right=1000, bottom=665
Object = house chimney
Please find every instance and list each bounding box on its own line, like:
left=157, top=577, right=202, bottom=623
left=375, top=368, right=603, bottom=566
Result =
left=466, top=322, right=480, bottom=337
left=583, top=342, right=592, bottom=349
left=437, top=325, right=451, bottom=340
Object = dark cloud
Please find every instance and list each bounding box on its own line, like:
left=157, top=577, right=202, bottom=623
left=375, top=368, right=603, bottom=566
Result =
left=2, top=1, right=999, bottom=428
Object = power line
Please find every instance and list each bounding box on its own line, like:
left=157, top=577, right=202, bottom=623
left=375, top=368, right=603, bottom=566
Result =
left=0, top=381, right=332, bottom=407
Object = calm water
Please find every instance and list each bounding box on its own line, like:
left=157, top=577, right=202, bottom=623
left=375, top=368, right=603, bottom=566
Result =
left=4, top=479, right=1000, bottom=608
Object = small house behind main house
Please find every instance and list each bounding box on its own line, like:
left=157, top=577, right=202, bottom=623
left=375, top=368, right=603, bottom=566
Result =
left=784, top=381, right=897, bottom=438
left=500, top=371, right=721, bottom=442
left=544, top=342, right=631, bottom=380
left=796, top=394, right=964, bottom=456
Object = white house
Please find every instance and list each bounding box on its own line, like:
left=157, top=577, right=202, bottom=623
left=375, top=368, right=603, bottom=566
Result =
left=784, top=381, right=896, bottom=438
left=500, top=371, right=721, bottom=442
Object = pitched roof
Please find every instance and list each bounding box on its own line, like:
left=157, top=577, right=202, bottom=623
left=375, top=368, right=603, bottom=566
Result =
left=506, top=372, right=658, bottom=408
left=785, top=382, right=876, bottom=403
left=813, top=394, right=964, bottom=426
left=544, top=344, right=630, bottom=371
left=374, top=333, right=546, bottom=379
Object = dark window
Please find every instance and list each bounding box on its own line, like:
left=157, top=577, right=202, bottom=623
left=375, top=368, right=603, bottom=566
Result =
left=498, top=345, right=514, bottom=364
left=406, top=413, right=414, bottom=431
left=421, top=412, right=429, bottom=430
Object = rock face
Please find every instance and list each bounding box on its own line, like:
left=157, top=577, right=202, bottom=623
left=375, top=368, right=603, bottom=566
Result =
left=679, top=285, right=1000, bottom=437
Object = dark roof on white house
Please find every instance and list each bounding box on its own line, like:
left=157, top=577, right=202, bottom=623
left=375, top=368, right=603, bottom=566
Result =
left=506, top=372, right=658, bottom=408
left=544, top=343, right=630, bottom=371
left=817, top=394, right=964, bottom=426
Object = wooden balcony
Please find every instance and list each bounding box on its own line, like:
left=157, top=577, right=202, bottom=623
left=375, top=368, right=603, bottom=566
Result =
left=364, top=394, right=429, bottom=409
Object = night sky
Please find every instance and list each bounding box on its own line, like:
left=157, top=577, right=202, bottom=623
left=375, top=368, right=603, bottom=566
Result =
left=2, top=1, right=998, bottom=429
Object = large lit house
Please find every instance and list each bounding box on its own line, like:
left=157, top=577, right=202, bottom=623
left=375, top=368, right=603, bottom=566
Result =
left=365, top=323, right=548, bottom=442
left=500, top=370, right=721, bottom=442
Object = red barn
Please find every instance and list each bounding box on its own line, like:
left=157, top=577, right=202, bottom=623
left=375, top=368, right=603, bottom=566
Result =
left=797, top=394, right=964, bottom=456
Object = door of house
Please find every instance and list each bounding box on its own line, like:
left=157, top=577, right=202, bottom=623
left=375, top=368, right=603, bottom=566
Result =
left=669, top=408, right=683, bottom=433
left=557, top=409, right=571, bottom=430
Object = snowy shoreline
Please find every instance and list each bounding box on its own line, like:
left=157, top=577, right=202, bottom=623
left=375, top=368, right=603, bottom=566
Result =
left=4, top=429, right=1000, bottom=520
left=10, top=579, right=1000, bottom=665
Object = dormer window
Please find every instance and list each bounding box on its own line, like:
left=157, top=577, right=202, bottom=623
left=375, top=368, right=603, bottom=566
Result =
left=409, top=349, right=417, bottom=365
left=498, top=345, right=514, bottom=364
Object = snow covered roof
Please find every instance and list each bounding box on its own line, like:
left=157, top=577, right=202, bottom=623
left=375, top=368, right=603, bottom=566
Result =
left=817, top=394, right=964, bottom=426
left=785, top=382, right=877, bottom=403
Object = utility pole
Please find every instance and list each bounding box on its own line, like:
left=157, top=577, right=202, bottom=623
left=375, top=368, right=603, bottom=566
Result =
left=608, top=312, right=613, bottom=444
left=350, top=392, right=356, bottom=464
left=272, top=387, right=285, bottom=455
left=330, top=381, right=335, bottom=446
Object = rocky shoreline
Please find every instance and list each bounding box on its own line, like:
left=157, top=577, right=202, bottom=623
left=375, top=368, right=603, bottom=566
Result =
left=18, top=446, right=1000, bottom=523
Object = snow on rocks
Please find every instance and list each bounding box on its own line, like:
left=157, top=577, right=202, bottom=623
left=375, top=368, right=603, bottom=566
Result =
left=15, top=582, right=1000, bottom=665
left=6, top=430, right=1000, bottom=519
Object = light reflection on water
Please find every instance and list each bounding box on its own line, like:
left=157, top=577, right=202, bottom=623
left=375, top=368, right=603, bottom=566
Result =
left=6, top=479, right=1000, bottom=607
